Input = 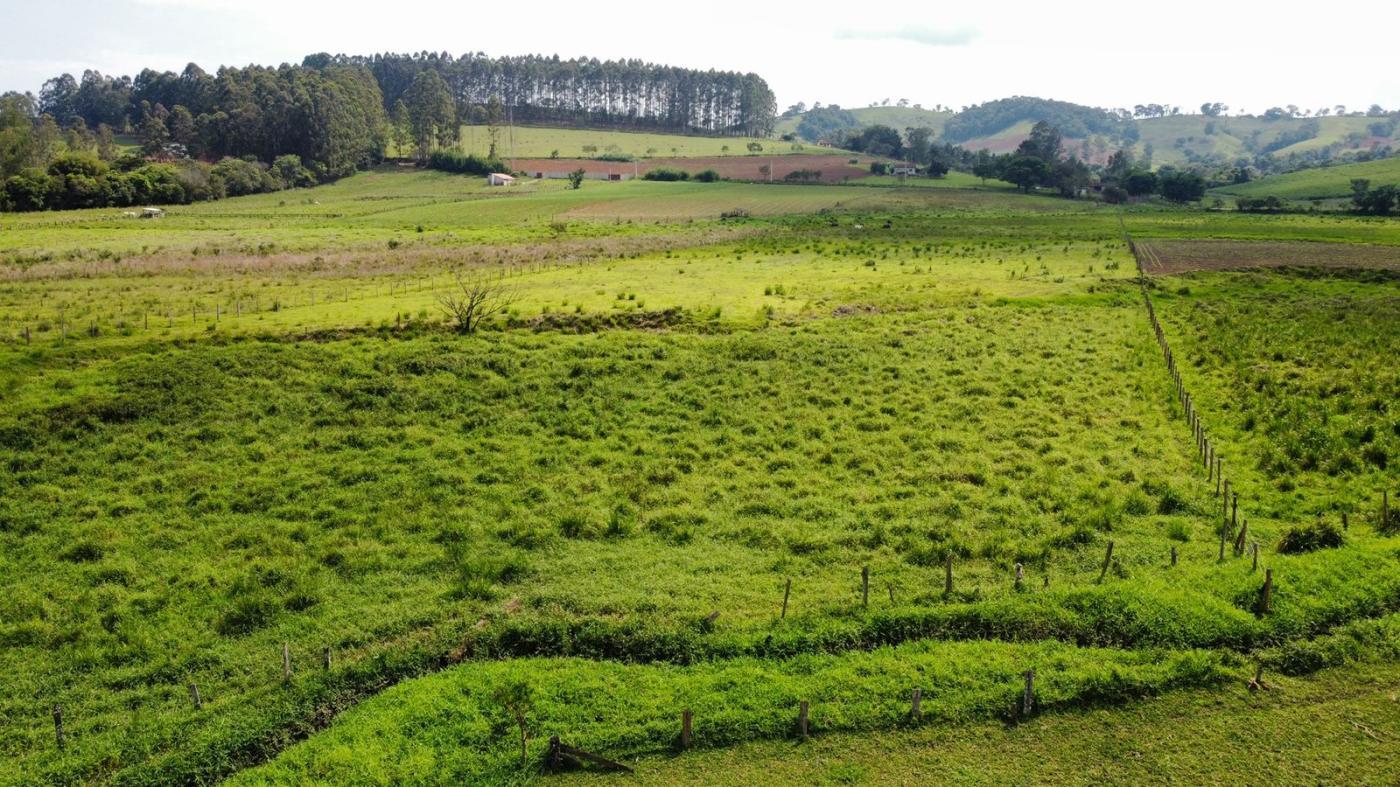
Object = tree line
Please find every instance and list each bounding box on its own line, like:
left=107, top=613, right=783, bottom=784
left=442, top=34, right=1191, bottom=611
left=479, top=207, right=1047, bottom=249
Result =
left=308, top=52, right=777, bottom=137
left=3, top=51, right=777, bottom=212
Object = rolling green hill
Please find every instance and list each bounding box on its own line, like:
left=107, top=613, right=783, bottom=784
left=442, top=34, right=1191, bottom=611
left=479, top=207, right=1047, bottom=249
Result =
left=774, top=106, right=951, bottom=140
left=1213, top=156, right=1400, bottom=200
left=1134, top=115, right=1396, bottom=168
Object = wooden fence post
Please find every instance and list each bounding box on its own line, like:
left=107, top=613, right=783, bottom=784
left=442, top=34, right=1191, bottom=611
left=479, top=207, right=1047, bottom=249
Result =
left=1251, top=542, right=1259, bottom=572
left=681, top=709, right=693, bottom=749
left=781, top=578, right=791, bottom=620
left=1384, top=491, right=1390, bottom=529
left=1098, top=541, right=1114, bottom=583
left=189, top=682, right=202, bottom=708
left=53, top=705, right=65, bottom=750
left=798, top=701, right=809, bottom=740
left=861, top=566, right=869, bottom=608
left=323, top=647, right=332, bottom=670
left=1022, top=669, right=1035, bottom=718
left=1014, top=563, right=1024, bottom=591
left=282, top=643, right=292, bottom=681
left=1342, top=512, right=1349, bottom=531
left=1170, top=545, right=1178, bottom=566
left=911, top=688, right=922, bottom=719
left=944, top=554, right=954, bottom=595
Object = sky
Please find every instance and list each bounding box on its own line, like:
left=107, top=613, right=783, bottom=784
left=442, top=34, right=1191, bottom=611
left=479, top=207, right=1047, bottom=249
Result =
left=2, top=0, right=1396, bottom=115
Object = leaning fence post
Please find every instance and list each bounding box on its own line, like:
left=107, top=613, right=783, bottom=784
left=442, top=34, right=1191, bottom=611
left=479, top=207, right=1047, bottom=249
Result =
left=1098, top=541, right=1114, bottom=583
left=781, top=578, right=791, bottom=620
left=188, top=682, right=202, bottom=709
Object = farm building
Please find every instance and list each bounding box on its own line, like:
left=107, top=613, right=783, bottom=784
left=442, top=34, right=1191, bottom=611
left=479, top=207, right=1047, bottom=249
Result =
left=141, top=207, right=165, bottom=218
left=487, top=173, right=516, bottom=186
left=892, top=165, right=918, bottom=176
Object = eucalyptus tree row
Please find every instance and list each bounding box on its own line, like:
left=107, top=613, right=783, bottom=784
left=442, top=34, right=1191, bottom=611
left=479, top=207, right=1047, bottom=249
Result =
left=312, top=51, right=778, bottom=137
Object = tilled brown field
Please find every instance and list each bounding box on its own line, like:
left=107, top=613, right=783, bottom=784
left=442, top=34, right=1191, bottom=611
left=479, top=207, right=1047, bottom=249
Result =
left=1136, top=238, right=1400, bottom=275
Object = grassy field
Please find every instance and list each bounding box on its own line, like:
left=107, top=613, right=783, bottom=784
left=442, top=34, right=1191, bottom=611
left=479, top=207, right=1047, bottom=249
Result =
left=438, top=126, right=844, bottom=160
left=774, top=106, right=951, bottom=140
left=2, top=168, right=1398, bottom=785
left=544, top=660, right=1400, bottom=785
left=1213, top=156, right=1400, bottom=201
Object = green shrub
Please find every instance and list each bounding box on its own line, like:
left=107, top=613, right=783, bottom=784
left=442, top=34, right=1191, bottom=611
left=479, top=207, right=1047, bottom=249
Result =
left=642, top=167, right=689, bottom=181
left=1278, top=520, right=1345, bottom=553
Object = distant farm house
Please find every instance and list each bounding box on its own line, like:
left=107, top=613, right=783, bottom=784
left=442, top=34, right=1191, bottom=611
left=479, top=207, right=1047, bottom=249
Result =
left=892, top=165, right=918, bottom=176
left=141, top=207, right=165, bottom=218
left=487, top=173, right=517, bottom=186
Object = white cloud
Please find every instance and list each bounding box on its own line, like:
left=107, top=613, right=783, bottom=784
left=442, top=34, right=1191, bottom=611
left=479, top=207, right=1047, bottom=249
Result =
left=835, top=26, right=979, bottom=47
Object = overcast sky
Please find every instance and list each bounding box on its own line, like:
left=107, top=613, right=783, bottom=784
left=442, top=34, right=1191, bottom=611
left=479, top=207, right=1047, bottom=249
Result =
left=3, top=0, right=1396, bottom=115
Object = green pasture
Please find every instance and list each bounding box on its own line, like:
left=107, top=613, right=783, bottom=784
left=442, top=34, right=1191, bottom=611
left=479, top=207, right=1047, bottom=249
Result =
left=547, top=658, right=1400, bottom=785
left=1, top=166, right=1398, bottom=784
left=1214, top=156, right=1400, bottom=201
left=440, top=125, right=839, bottom=160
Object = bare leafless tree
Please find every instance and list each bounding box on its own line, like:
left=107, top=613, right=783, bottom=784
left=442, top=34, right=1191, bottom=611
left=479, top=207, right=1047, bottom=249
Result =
left=437, top=270, right=517, bottom=334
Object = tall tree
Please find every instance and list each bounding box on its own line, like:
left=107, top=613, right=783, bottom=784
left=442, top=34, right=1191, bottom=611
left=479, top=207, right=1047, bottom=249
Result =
left=403, top=69, right=455, bottom=162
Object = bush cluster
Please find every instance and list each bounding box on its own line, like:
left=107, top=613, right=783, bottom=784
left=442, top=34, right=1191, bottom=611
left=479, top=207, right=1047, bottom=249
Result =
left=424, top=151, right=506, bottom=176
left=1, top=151, right=316, bottom=211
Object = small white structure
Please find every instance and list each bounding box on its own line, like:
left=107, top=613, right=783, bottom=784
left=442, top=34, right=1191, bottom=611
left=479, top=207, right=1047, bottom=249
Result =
left=487, top=173, right=516, bottom=186
left=141, top=207, right=165, bottom=219
left=892, top=165, right=918, bottom=177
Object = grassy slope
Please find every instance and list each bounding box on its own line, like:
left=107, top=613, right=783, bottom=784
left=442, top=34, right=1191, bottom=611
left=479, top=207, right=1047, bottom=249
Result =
left=1135, top=115, right=1398, bottom=169
left=774, top=107, right=951, bottom=140
left=1212, top=156, right=1400, bottom=200
left=546, top=661, right=1400, bottom=785
left=444, top=126, right=839, bottom=160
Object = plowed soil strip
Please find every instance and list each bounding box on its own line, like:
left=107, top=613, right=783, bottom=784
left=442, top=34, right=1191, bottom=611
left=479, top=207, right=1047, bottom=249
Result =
left=1136, top=239, right=1400, bottom=275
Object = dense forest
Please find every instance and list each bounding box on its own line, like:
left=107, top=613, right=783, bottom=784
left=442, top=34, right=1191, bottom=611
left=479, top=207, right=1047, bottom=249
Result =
left=310, top=52, right=778, bottom=137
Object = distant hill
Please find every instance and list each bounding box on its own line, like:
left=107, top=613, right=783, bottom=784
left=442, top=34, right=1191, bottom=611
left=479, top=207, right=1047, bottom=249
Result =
left=1135, top=115, right=1397, bottom=168
left=775, top=106, right=951, bottom=141
left=777, top=98, right=1398, bottom=171
left=1212, top=156, right=1400, bottom=200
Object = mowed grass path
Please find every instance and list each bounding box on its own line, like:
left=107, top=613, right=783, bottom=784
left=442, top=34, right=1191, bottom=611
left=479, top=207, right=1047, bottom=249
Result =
left=542, top=661, right=1400, bottom=786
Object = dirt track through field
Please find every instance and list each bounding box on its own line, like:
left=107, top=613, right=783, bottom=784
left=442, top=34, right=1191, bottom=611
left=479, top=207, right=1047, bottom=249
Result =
left=1135, top=238, right=1400, bottom=275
